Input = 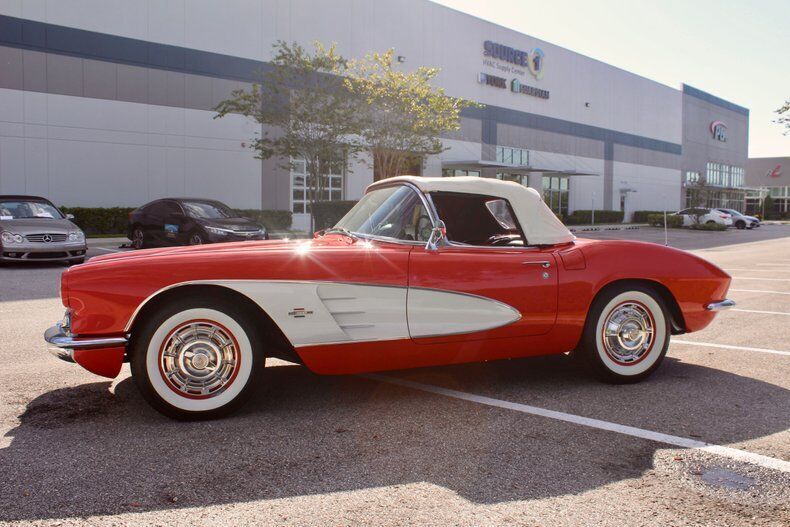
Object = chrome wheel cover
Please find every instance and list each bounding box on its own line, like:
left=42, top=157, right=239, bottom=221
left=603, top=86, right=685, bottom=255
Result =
left=159, top=321, right=240, bottom=398
left=601, top=302, right=655, bottom=364
left=189, top=234, right=203, bottom=245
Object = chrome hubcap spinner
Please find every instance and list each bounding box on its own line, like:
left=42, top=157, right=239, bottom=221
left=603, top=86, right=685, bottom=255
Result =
left=160, top=321, right=239, bottom=398
left=602, top=302, right=654, bottom=364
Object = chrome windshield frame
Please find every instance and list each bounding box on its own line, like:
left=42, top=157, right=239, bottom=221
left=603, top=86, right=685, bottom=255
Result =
left=337, top=182, right=439, bottom=247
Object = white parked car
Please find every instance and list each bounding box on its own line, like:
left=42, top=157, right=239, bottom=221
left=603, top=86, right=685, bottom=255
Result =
left=674, top=208, right=733, bottom=227
left=715, top=208, right=760, bottom=230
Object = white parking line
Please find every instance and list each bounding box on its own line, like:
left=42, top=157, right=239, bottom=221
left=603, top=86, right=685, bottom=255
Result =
left=672, top=339, right=790, bottom=357
left=93, top=247, right=123, bottom=253
left=730, top=288, right=790, bottom=296
left=725, top=268, right=790, bottom=273
left=729, top=308, right=790, bottom=316
left=731, top=276, right=790, bottom=282
left=367, top=374, right=790, bottom=473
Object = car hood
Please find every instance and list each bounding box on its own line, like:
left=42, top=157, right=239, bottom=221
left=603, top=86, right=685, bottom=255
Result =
left=84, top=234, right=357, bottom=266
left=198, top=217, right=262, bottom=231
left=742, top=215, right=760, bottom=222
left=0, top=217, right=78, bottom=233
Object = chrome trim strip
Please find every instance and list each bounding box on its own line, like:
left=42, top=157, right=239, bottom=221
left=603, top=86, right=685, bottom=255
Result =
left=706, top=299, right=736, bottom=311
left=44, top=323, right=128, bottom=350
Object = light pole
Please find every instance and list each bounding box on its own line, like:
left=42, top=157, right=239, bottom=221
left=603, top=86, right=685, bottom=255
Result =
left=663, top=194, right=668, bottom=246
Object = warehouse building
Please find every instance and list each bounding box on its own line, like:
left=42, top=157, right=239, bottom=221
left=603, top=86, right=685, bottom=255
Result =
left=0, top=0, right=749, bottom=231
left=746, top=157, right=789, bottom=217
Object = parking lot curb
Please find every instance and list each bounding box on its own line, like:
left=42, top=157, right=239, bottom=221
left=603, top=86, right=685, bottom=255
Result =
left=568, top=223, right=648, bottom=233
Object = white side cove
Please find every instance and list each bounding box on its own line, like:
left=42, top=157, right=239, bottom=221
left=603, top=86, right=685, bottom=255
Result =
left=207, top=281, right=521, bottom=347
left=407, top=287, right=521, bottom=338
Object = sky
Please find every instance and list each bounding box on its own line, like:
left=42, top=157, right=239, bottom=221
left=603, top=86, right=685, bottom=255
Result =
left=432, top=0, right=790, bottom=158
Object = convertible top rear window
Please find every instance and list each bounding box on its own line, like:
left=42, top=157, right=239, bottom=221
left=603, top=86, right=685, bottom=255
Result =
left=430, top=192, right=525, bottom=246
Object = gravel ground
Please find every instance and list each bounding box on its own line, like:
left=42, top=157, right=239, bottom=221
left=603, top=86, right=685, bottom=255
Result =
left=0, top=227, right=788, bottom=526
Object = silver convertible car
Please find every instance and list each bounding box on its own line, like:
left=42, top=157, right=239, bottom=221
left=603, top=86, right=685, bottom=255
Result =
left=0, top=195, right=87, bottom=264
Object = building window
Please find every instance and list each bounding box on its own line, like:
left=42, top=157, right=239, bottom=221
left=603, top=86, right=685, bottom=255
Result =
left=496, top=146, right=530, bottom=166
left=685, top=171, right=700, bottom=184
left=441, top=169, right=480, bottom=177
left=497, top=173, right=529, bottom=186
left=291, top=155, right=344, bottom=214
left=704, top=162, right=744, bottom=188
left=542, top=175, right=569, bottom=216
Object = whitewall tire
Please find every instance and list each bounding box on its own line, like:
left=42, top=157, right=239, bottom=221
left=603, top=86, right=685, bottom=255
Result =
left=578, top=284, right=670, bottom=383
left=130, top=297, right=265, bottom=420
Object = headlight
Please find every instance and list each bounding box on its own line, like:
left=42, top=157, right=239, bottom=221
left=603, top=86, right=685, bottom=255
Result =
left=68, top=231, right=85, bottom=242
left=204, top=226, right=230, bottom=236
left=1, top=232, right=22, bottom=244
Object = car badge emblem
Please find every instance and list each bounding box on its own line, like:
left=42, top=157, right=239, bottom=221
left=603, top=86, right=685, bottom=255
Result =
left=288, top=308, right=314, bottom=318
left=42, top=234, right=52, bottom=243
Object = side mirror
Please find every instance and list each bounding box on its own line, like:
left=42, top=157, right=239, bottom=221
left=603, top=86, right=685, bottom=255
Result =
left=65, top=213, right=75, bottom=220
left=426, top=220, right=447, bottom=252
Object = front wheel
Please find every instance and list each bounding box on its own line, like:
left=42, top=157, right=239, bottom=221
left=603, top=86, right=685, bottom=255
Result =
left=576, top=284, right=670, bottom=383
left=735, top=220, right=746, bottom=230
left=188, top=232, right=205, bottom=246
left=130, top=297, right=265, bottom=420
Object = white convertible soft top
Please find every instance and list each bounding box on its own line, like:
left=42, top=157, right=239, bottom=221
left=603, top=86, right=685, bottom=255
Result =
left=366, top=175, right=576, bottom=246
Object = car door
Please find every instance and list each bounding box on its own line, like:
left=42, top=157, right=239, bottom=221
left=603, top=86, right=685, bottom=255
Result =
left=408, top=246, right=558, bottom=342
left=141, top=201, right=167, bottom=245
left=407, top=193, right=559, bottom=342
left=160, top=200, right=188, bottom=245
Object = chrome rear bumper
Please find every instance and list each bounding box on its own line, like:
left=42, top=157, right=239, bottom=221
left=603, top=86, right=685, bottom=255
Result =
left=706, top=299, right=736, bottom=311
left=44, top=323, right=128, bottom=363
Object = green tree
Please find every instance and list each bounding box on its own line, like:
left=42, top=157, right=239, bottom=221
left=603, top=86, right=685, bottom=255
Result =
left=776, top=99, right=790, bottom=135
left=214, top=41, right=364, bottom=231
left=763, top=194, right=775, bottom=219
left=345, top=50, right=480, bottom=181
left=685, top=177, right=715, bottom=224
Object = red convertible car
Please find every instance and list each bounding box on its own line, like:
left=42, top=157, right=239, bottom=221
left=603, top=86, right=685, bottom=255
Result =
left=45, top=176, right=734, bottom=420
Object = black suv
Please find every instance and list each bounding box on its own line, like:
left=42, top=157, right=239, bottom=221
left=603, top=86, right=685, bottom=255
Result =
left=127, top=198, right=268, bottom=249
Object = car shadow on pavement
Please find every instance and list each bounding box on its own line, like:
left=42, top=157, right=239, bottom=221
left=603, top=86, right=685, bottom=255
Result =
left=1, top=355, right=788, bottom=521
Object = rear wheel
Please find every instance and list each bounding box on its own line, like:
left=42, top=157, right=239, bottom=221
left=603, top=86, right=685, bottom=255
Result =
left=706, top=220, right=716, bottom=225
left=132, top=227, right=145, bottom=249
left=576, top=284, right=670, bottom=383
left=130, top=296, right=265, bottom=420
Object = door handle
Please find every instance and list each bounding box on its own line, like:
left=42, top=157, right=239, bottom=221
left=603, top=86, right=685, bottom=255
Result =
left=522, top=260, right=551, bottom=268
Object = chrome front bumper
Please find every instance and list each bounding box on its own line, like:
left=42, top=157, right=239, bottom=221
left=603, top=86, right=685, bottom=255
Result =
left=1, top=242, right=87, bottom=262
left=706, top=299, right=736, bottom=311
left=44, top=323, right=128, bottom=363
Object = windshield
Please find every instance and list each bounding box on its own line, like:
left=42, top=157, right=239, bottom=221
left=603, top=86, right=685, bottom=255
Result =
left=182, top=201, right=234, bottom=219
left=334, top=185, right=433, bottom=242
left=0, top=200, right=63, bottom=220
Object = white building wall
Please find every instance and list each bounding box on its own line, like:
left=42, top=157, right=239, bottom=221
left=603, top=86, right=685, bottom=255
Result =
left=0, top=0, right=691, bottom=219
left=0, top=88, right=261, bottom=207
left=5, top=0, right=681, bottom=145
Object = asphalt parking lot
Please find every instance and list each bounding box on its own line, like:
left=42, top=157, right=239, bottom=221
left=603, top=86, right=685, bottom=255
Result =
left=0, top=226, right=788, bottom=526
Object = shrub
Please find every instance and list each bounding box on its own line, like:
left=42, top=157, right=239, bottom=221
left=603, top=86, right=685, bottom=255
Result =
left=689, top=222, right=728, bottom=231
left=311, top=200, right=357, bottom=230
left=647, top=214, right=683, bottom=228
left=564, top=210, right=624, bottom=225
left=632, top=210, right=668, bottom=223
left=60, top=207, right=135, bottom=235
left=233, top=209, right=292, bottom=230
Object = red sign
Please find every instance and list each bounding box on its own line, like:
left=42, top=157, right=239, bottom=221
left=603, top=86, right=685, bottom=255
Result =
left=767, top=165, right=782, bottom=178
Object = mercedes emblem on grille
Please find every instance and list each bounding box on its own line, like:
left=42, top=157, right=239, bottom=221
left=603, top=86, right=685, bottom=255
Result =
left=42, top=234, right=53, bottom=243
